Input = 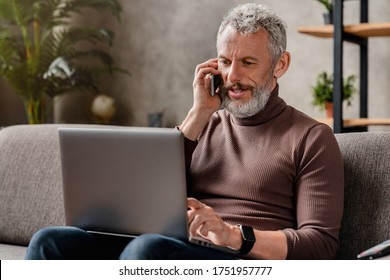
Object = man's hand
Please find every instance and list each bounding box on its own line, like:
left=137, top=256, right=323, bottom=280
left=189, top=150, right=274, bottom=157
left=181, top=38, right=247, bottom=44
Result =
left=187, top=197, right=242, bottom=250
left=192, top=58, right=222, bottom=114
left=179, top=59, right=222, bottom=141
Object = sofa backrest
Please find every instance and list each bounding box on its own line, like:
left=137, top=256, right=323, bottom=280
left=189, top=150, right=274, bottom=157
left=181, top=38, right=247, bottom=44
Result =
left=0, top=124, right=117, bottom=246
left=335, top=132, right=390, bottom=259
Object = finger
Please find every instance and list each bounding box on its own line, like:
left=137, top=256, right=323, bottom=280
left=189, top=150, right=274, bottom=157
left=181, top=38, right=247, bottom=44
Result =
left=190, top=216, right=220, bottom=242
left=194, top=69, right=220, bottom=89
left=188, top=213, right=206, bottom=237
left=187, top=197, right=205, bottom=210
left=195, top=66, right=219, bottom=83
left=187, top=208, right=196, bottom=224
left=187, top=204, right=205, bottom=226
left=197, top=222, right=211, bottom=238
left=195, top=58, right=218, bottom=75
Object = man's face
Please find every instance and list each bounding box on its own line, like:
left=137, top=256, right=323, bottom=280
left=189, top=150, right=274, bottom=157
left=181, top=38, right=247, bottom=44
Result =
left=217, top=25, right=277, bottom=118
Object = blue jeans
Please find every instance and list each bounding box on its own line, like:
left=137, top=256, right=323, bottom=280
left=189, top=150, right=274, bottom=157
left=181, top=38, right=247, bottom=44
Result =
left=25, top=226, right=238, bottom=260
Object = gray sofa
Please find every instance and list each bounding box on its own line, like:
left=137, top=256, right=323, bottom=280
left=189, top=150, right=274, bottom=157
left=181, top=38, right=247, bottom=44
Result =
left=0, top=124, right=389, bottom=259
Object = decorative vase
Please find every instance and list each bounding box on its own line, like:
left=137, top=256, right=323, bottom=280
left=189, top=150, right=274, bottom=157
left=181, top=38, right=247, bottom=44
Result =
left=91, top=94, right=116, bottom=124
left=325, top=101, right=333, bottom=118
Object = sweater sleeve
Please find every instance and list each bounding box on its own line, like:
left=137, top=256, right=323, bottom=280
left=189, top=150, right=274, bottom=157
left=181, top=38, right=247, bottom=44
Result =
left=283, top=124, right=344, bottom=259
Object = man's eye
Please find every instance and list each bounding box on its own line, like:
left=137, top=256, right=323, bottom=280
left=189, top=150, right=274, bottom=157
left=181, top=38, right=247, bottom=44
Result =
left=243, top=61, right=254, bottom=65
left=219, top=59, right=230, bottom=66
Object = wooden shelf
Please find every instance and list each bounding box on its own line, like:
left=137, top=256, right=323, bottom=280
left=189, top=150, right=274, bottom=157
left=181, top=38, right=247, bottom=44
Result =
left=302, top=1, right=388, bottom=133
left=297, top=22, right=390, bottom=38
left=318, top=118, right=390, bottom=127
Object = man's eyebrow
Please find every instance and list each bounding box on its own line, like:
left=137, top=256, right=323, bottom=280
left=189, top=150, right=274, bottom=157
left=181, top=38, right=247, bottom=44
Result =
left=217, top=55, right=259, bottom=61
left=218, top=55, right=228, bottom=59
left=241, top=56, right=260, bottom=62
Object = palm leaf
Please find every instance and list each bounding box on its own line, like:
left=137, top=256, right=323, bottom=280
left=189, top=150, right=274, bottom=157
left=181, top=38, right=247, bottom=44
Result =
left=54, top=27, right=115, bottom=53
left=0, top=0, right=125, bottom=123
left=57, top=0, right=122, bottom=22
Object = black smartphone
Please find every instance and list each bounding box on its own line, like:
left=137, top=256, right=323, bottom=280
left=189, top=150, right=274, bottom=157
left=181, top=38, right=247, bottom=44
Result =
left=210, top=74, right=222, bottom=96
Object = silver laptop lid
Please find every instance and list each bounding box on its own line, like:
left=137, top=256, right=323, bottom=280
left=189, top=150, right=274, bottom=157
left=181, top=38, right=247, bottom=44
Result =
left=58, top=127, right=188, bottom=240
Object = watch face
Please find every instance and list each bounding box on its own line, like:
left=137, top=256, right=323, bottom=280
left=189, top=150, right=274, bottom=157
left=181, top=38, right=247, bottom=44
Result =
left=241, top=225, right=256, bottom=242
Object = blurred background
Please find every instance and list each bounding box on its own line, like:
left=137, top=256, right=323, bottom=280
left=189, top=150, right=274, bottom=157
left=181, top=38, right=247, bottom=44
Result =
left=1, top=0, right=389, bottom=130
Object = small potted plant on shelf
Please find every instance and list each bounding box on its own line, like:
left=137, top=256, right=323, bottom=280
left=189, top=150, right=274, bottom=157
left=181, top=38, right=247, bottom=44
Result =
left=311, top=71, right=356, bottom=118
left=314, top=0, right=333, bottom=24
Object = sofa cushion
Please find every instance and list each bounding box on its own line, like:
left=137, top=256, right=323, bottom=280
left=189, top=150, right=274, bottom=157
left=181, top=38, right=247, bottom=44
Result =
left=0, top=125, right=66, bottom=246
left=335, top=132, right=390, bottom=259
left=0, top=244, right=27, bottom=260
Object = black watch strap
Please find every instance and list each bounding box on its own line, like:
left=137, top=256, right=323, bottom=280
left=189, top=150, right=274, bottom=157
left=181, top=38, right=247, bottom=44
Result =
left=238, top=225, right=256, bottom=255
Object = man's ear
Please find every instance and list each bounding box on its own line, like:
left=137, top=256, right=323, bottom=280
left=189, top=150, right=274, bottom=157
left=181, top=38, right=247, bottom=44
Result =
left=273, top=51, right=291, bottom=78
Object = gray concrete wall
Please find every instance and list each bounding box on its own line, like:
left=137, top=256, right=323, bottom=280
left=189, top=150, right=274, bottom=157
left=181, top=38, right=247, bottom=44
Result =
left=1, top=0, right=389, bottom=130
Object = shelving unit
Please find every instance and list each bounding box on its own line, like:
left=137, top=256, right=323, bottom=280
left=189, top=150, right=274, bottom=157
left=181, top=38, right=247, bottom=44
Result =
left=297, top=22, right=390, bottom=38
left=298, top=0, right=390, bottom=133
left=317, top=118, right=390, bottom=127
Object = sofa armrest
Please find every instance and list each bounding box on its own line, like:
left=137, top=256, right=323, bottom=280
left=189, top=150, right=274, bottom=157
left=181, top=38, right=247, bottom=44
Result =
left=335, top=132, right=390, bottom=259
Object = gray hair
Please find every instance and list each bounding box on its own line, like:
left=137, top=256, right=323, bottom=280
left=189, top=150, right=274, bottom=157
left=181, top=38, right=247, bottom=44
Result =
left=217, top=3, right=287, bottom=65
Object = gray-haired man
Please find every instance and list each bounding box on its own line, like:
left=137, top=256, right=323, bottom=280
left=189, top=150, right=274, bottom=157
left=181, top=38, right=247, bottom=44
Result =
left=26, top=3, right=343, bottom=260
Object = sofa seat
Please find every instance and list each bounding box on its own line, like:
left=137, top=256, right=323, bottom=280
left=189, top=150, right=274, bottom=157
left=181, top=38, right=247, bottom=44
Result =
left=0, top=244, right=27, bottom=260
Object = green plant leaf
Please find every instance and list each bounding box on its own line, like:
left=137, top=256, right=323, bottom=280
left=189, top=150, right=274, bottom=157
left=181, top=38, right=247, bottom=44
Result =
left=311, top=71, right=357, bottom=110
left=314, top=0, right=333, bottom=12
left=0, top=0, right=126, bottom=123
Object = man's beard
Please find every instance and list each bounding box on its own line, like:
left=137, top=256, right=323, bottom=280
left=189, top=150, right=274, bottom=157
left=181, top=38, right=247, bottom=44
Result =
left=220, top=73, right=274, bottom=118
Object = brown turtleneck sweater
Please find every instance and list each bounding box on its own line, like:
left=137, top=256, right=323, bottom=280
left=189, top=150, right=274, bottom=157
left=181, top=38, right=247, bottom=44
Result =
left=184, top=85, right=344, bottom=259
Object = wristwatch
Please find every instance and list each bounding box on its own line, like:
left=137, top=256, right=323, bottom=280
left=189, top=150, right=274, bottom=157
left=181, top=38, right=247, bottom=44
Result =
left=238, top=225, right=256, bottom=255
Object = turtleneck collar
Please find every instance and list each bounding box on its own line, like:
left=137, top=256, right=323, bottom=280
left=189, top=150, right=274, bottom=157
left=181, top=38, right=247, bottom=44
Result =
left=227, top=84, right=287, bottom=126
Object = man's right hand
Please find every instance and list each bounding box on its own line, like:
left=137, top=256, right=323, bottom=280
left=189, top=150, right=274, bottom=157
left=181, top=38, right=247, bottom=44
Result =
left=179, top=58, right=222, bottom=141
left=193, top=58, right=222, bottom=114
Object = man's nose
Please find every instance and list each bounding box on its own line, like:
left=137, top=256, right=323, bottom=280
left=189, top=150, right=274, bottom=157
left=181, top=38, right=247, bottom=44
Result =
left=226, top=62, right=243, bottom=84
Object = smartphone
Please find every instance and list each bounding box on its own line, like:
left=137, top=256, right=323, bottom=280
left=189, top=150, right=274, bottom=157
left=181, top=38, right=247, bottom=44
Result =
left=210, top=74, right=222, bottom=96
left=357, top=239, right=390, bottom=259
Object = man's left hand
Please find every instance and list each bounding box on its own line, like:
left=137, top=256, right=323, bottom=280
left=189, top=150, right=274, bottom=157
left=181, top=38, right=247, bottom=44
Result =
left=187, top=197, right=242, bottom=250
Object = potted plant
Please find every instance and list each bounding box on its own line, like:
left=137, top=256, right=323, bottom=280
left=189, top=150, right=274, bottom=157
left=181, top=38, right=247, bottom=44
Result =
left=314, top=0, right=333, bottom=24
left=0, top=0, right=126, bottom=124
left=311, top=71, right=356, bottom=118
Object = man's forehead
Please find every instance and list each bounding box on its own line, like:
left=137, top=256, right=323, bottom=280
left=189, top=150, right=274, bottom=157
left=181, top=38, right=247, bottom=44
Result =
left=217, top=26, right=269, bottom=58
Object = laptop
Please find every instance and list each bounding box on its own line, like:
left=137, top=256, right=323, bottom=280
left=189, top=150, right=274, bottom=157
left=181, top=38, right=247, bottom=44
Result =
left=58, top=127, right=238, bottom=255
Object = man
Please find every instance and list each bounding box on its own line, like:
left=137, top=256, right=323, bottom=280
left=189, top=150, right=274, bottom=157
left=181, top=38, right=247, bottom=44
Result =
left=25, top=3, right=343, bottom=260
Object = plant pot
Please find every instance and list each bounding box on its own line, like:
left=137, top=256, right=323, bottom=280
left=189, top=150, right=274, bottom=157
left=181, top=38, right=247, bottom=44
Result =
left=323, top=11, right=333, bottom=25
left=325, top=102, right=333, bottom=118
